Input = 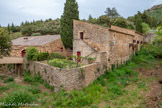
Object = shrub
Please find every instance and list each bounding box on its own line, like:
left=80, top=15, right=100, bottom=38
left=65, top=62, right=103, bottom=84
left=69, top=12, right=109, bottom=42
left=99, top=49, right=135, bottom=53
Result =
left=28, top=87, right=40, bottom=94
left=0, top=91, right=36, bottom=107
left=87, top=57, right=96, bottom=64
left=4, top=77, right=14, bottom=83
left=31, top=32, right=41, bottom=36
left=50, top=52, right=65, bottom=59
left=25, top=47, right=39, bottom=61
left=49, top=59, right=79, bottom=69
left=24, top=72, right=44, bottom=83
left=0, top=86, right=9, bottom=92
left=37, top=52, right=48, bottom=61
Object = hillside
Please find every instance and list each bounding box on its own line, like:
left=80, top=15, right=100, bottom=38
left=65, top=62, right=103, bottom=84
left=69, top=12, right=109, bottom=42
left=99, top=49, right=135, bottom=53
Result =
left=145, top=4, right=162, bottom=20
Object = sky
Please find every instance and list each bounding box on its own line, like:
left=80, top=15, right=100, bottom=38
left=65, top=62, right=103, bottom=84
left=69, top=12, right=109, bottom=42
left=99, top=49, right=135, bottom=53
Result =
left=0, top=0, right=162, bottom=26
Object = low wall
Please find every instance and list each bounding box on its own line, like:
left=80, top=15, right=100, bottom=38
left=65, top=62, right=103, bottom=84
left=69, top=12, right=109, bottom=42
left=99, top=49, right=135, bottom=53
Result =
left=24, top=61, right=105, bottom=92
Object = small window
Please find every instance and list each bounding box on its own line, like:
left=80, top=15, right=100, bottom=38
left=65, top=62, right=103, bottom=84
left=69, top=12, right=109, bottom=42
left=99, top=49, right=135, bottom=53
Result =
left=60, top=47, right=63, bottom=52
left=137, top=41, right=139, bottom=44
left=133, top=40, right=136, bottom=43
left=80, top=32, right=84, bottom=40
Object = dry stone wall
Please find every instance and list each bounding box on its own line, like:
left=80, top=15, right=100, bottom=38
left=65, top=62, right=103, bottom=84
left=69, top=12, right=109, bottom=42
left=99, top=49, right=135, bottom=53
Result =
left=24, top=61, right=105, bottom=92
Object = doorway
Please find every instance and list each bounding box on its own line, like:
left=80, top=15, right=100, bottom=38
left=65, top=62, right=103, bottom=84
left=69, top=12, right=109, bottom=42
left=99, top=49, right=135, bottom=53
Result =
left=77, top=51, right=81, bottom=62
left=21, top=50, right=26, bottom=58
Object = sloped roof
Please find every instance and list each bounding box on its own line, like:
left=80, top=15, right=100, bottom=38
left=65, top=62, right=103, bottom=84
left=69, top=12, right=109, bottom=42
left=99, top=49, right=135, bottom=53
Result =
left=12, top=35, right=60, bottom=46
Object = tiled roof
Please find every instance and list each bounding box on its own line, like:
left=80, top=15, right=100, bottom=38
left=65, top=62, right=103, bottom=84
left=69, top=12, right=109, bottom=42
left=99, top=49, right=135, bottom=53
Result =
left=12, top=35, right=60, bottom=46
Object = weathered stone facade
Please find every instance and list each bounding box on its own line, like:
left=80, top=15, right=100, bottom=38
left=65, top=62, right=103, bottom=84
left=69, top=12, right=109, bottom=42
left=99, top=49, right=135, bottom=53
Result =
left=24, top=61, right=105, bottom=92
left=10, top=35, right=68, bottom=57
left=73, top=20, right=144, bottom=68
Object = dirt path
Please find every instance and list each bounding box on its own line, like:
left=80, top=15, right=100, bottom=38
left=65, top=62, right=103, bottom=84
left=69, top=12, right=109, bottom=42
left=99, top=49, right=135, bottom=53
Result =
left=140, top=64, right=162, bottom=108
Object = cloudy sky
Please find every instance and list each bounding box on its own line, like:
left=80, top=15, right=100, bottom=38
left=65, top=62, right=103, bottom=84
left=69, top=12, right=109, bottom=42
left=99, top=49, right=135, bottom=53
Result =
left=0, top=0, right=162, bottom=26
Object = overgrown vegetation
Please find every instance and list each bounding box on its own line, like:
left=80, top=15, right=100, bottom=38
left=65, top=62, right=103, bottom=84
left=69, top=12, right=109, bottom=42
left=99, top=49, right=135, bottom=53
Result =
left=0, top=43, right=161, bottom=107
left=0, top=91, right=36, bottom=107
left=49, top=58, right=81, bottom=69
left=0, top=28, right=11, bottom=58
left=25, top=47, right=39, bottom=61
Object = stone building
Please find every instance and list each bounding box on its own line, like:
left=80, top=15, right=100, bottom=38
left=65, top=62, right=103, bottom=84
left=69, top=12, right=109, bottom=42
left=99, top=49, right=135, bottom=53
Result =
left=73, top=20, right=144, bottom=68
left=11, top=35, right=67, bottom=57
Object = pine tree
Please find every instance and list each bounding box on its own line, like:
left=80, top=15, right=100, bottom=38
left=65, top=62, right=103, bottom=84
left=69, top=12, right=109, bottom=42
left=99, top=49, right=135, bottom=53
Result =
left=7, top=24, right=10, bottom=34
left=60, top=0, right=79, bottom=49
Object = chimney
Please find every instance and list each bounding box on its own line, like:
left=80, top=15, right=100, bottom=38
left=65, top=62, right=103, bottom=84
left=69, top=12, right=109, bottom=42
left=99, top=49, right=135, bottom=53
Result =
left=24, top=37, right=28, bottom=41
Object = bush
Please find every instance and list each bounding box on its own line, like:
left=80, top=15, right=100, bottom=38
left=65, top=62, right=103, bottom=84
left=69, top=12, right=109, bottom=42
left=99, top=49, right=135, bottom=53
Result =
left=0, top=91, right=36, bottom=107
left=4, top=77, right=14, bottom=83
left=49, top=59, right=68, bottom=68
left=24, top=72, right=44, bottom=83
left=31, top=32, right=41, bottom=36
left=28, top=87, right=40, bottom=94
left=50, top=52, right=65, bottom=59
left=0, top=86, right=9, bottom=92
left=37, top=52, right=48, bottom=61
left=49, top=59, right=79, bottom=69
left=25, top=47, right=39, bottom=61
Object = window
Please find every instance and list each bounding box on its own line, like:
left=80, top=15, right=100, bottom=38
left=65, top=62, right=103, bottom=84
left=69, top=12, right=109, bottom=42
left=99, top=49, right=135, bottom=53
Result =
left=133, top=40, right=136, bottom=43
left=80, top=32, right=84, bottom=40
left=137, top=41, right=139, bottom=44
left=60, top=47, right=63, bottom=52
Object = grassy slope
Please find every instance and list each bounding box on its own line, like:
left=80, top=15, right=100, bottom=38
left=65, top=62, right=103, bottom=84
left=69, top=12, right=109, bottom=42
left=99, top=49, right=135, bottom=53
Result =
left=0, top=44, right=161, bottom=108
left=146, top=5, right=162, bottom=21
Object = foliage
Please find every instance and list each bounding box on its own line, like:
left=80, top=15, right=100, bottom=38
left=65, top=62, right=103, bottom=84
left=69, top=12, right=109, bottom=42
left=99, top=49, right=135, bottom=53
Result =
left=20, top=19, right=60, bottom=36
left=0, top=28, right=11, bottom=58
left=113, top=17, right=128, bottom=28
left=87, top=57, right=96, bottom=64
left=24, top=72, right=44, bottom=83
left=49, top=58, right=80, bottom=69
left=31, top=32, right=41, bottom=36
left=25, top=47, right=39, bottom=61
left=60, top=0, right=79, bottom=49
left=0, top=86, right=9, bottom=92
left=105, top=7, right=120, bottom=19
left=129, top=11, right=159, bottom=33
left=37, top=52, right=48, bottom=61
left=97, top=15, right=110, bottom=27
left=50, top=52, right=65, bottom=59
left=146, top=6, right=162, bottom=21
left=0, top=91, right=36, bottom=107
left=4, top=77, right=14, bottom=83
left=132, top=44, right=162, bottom=63
left=10, top=32, right=22, bottom=40
left=141, top=22, right=150, bottom=34
left=28, top=87, right=40, bottom=94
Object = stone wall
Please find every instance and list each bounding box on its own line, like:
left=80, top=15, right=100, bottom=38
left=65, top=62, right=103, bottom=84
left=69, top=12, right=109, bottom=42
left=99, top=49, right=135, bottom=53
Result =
left=73, top=20, right=109, bottom=53
left=108, top=30, right=134, bottom=67
left=73, top=20, right=144, bottom=69
left=11, top=38, right=68, bottom=57
left=24, top=61, right=105, bottom=92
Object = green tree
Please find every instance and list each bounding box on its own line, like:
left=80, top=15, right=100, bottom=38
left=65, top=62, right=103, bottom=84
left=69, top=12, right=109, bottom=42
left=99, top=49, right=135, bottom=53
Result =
left=25, top=47, right=39, bottom=61
left=88, top=14, right=93, bottom=21
left=105, top=7, right=120, bottom=19
left=60, top=0, right=79, bottom=49
left=134, top=12, right=143, bottom=33
left=141, top=22, right=150, bottom=34
left=0, top=28, right=11, bottom=58
left=113, top=17, right=128, bottom=28
left=97, top=15, right=110, bottom=27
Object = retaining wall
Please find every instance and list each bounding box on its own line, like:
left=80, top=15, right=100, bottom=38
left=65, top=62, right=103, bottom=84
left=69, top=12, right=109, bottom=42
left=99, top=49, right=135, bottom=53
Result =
left=24, top=61, right=106, bottom=92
